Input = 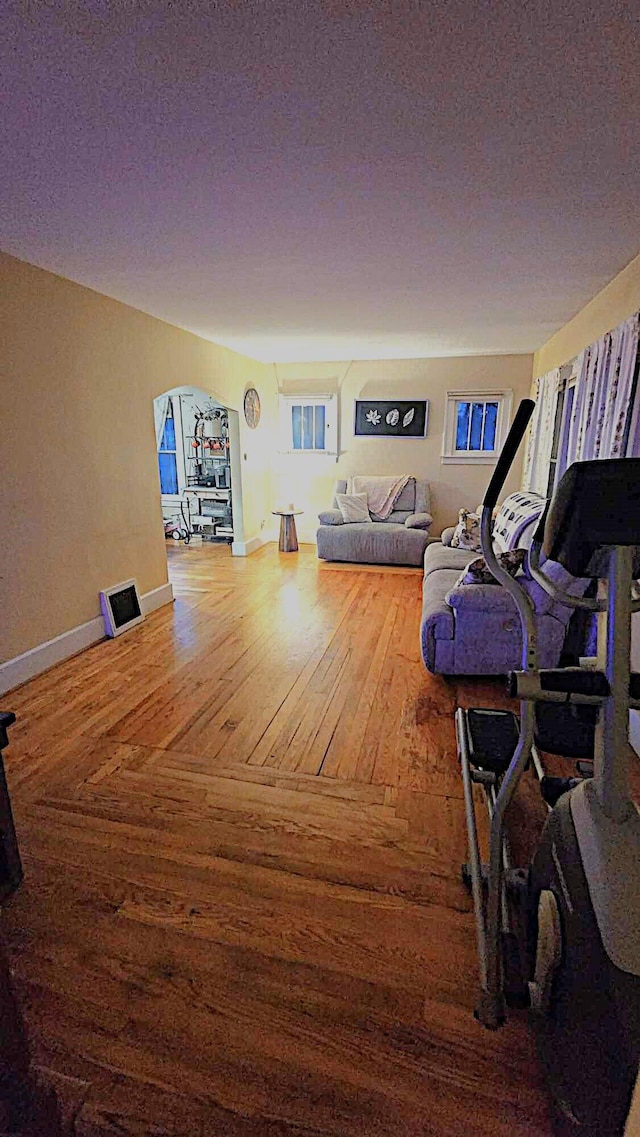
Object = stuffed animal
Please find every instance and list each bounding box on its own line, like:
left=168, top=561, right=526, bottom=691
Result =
left=458, top=548, right=527, bottom=586
left=450, top=508, right=482, bottom=551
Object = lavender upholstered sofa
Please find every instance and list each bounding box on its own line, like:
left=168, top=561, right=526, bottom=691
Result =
left=420, top=492, right=589, bottom=675
left=316, top=477, right=433, bottom=566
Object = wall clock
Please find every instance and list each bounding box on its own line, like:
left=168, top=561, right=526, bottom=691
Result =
left=244, top=387, right=261, bottom=429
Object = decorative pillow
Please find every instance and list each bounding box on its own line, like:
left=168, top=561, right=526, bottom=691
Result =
left=335, top=492, right=371, bottom=524
left=450, top=508, right=482, bottom=551
left=405, top=512, right=433, bottom=530
left=492, top=492, right=546, bottom=553
left=318, top=509, right=344, bottom=526
left=454, top=548, right=527, bottom=587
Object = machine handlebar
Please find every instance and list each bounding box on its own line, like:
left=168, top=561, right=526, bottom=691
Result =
left=483, top=400, right=535, bottom=511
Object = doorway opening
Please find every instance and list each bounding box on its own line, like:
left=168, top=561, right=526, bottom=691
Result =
left=153, top=386, right=244, bottom=556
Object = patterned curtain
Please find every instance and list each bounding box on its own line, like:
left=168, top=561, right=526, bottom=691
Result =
left=565, top=312, right=639, bottom=465
left=626, top=383, right=640, bottom=458
left=522, top=367, right=560, bottom=495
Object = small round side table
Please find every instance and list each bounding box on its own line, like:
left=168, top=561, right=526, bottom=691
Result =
left=272, top=510, right=303, bottom=552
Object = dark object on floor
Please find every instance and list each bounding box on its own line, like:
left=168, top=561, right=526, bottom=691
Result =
left=534, top=702, right=597, bottom=762
left=0, top=712, right=23, bottom=901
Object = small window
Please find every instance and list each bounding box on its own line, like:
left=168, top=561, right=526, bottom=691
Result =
left=158, top=398, right=180, bottom=494
left=279, top=395, right=337, bottom=454
left=156, top=395, right=187, bottom=496
left=442, top=390, right=513, bottom=463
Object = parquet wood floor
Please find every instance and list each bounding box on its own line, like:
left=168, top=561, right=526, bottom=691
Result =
left=1, top=543, right=551, bottom=1135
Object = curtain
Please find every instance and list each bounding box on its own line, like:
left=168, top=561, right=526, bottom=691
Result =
left=522, top=367, right=560, bottom=495
left=626, top=385, right=640, bottom=458
left=154, top=395, right=170, bottom=449
left=565, top=312, right=639, bottom=465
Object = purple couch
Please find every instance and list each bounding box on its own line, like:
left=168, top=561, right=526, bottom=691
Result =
left=420, top=493, right=589, bottom=675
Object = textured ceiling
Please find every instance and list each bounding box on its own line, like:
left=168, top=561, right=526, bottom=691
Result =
left=2, top=1, right=639, bottom=362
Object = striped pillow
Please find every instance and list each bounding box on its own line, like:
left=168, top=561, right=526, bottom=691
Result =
left=493, top=492, right=546, bottom=553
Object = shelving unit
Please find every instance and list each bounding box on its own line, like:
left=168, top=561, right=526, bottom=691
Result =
left=184, top=485, right=233, bottom=543
left=184, top=403, right=233, bottom=543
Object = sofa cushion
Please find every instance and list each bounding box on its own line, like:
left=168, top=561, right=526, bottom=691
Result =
left=422, top=571, right=458, bottom=629
left=318, top=509, right=343, bottom=525
left=376, top=510, right=412, bottom=524
left=331, top=477, right=429, bottom=516
left=444, top=580, right=523, bottom=616
left=316, top=522, right=430, bottom=566
left=405, top=512, right=433, bottom=530
left=420, top=570, right=458, bottom=671
left=394, top=479, right=417, bottom=511
left=336, top=492, right=370, bottom=523
left=350, top=475, right=412, bottom=519
left=423, top=543, right=475, bottom=578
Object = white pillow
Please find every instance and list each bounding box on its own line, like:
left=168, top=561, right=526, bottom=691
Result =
left=335, top=492, right=371, bottom=523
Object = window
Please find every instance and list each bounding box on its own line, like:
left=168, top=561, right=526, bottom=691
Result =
left=442, top=390, right=513, bottom=463
left=279, top=395, right=337, bottom=454
left=157, top=396, right=187, bottom=496
left=546, top=362, right=577, bottom=494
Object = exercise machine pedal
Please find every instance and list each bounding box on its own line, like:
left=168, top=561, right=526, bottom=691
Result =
left=502, top=931, right=530, bottom=1009
left=540, top=775, right=581, bottom=808
left=462, top=707, right=520, bottom=775
left=533, top=701, right=597, bottom=762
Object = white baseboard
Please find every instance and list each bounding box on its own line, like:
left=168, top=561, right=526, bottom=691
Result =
left=232, top=531, right=277, bottom=556
left=0, top=582, right=174, bottom=697
left=630, top=710, right=640, bottom=758
left=141, top=582, right=174, bottom=616
left=297, top=528, right=318, bottom=546
left=231, top=527, right=316, bottom=555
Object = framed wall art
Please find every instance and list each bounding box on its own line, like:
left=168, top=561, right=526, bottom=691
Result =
left=354, top=399, right=429, bottom=438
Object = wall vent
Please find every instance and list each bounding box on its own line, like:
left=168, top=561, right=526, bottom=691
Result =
left=99, top=579, right=144, bottom=638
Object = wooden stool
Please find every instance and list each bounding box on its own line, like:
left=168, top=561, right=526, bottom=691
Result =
left=272, top=510, right=303, bottom=552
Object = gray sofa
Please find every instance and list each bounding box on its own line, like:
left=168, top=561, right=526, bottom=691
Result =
left=420, top=492, right=590, bottom=675
left=316, top=477, right=433, bottom=566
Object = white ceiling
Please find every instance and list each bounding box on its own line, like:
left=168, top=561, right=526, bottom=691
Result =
left=2, top=1, right=639, bottom=363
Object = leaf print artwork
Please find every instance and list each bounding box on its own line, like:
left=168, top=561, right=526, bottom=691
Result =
left=354, top=399, right=428, bottom=437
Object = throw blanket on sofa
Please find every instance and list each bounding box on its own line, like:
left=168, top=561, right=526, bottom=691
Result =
left=492, top=491, right=546, bottom=553
left=349, top=475, right=410, bottom=520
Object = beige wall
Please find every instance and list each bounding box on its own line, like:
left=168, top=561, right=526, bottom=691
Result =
left=0, top=252, right=276, bottom=663
left=533, top=251, right=640, bottom=377
left=275, top=355, right=534, bottom=540
left=6, top=241, right=637, bottom=673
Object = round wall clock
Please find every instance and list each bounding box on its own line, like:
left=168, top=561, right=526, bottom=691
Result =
left=244, top=387, right=261, bottom=429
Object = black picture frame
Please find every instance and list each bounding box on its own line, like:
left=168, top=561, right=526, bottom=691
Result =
left=354, top=400, right=429, bottom=438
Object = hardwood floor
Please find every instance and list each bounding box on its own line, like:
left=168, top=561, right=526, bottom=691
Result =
left=1, top=543, right=551, bottom=1135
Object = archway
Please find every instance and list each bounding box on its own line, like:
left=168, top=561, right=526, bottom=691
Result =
left=153, top=385, right=244, bottom=559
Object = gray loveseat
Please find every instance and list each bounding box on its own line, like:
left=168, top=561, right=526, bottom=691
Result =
left=316, top=477, right=433, bottom=566
left=420, top=491, right=590, bottom=675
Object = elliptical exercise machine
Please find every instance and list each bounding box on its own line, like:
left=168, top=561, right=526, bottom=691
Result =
left=457, top=399, right=640, bottom=1135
